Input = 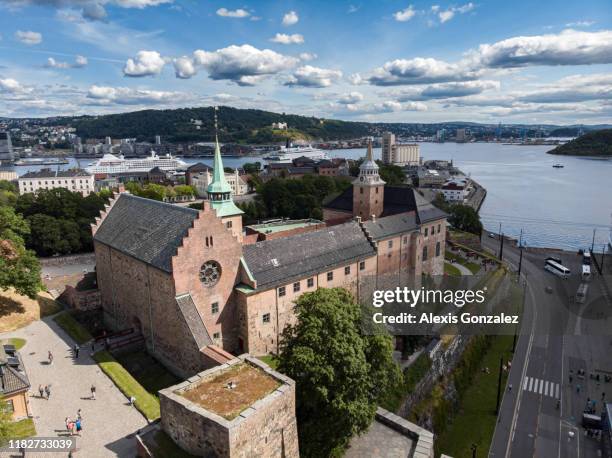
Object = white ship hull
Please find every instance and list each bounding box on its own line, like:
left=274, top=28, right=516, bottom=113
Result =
left=264, top=146, right=329, bottom=163
left=86, top=152, right=188, bottom=175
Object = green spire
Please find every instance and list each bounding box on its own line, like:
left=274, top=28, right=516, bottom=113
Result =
left=207, top=108, right=243, bottom=218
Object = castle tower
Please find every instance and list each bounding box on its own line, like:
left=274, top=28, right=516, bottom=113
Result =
left=208, top=110, right=244, bottom=240
left=353, top=138, right=385, bottom=220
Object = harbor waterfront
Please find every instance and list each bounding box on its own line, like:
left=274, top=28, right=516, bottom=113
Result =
left=9, top=142, right=612, bottom=252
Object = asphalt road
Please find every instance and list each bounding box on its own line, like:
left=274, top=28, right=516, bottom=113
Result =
left=484, top=235, right=612, bottom=458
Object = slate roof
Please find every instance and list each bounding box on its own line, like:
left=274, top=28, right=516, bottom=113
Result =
left=94, top=193, right=199, bottom=272
left=323, top=186, right=447, bottom=224
left=242, top=221, right=376, bottom=290
left=187, top=162, right=212, bottom=172
left=363, top=212, right=418, bottom=240
left=20, top=168, right=91, bottom=179
left=176, top=293, right=213, bottom=349
left=0, top=347, right=30, bottom=395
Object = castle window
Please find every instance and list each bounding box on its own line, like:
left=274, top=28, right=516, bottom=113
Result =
left=327, top=271, right=334, bottom=282
left=211, top=302, right=219, bottom=314
left=293, top=282, right=300, bottom=293
left=262, top=313, right=271, bottom=324
left=359, top=261, right=366, bottom=271
left=438, top=224, right=441, bottom=233
left=376, top=187, right=379, bottom=194
left=360, top=188, right=363, bottom=194
left=423, top=246, right=428, bottom=261
left=403, top=236, right=408, bottom=245
left=388, top=240, right=393, bottom=249
left=278, top=286, right=286, bottom=297
left=205, top=237, right=209, bottom=247
left=307, top=278, right=314, bottom=288
left=424, top=228, right=428, bottom=237
left=226, top=220, right=233, bottom=229
left=345, top=266, right=351, bottom=275
left=213, top=332, right=220, bottom=339
left=210, top=236, right=213, bottom=246
left=436, top=242, right=441, bottom=257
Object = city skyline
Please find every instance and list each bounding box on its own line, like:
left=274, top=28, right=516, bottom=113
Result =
left=0, top=0, right=611, bottom=124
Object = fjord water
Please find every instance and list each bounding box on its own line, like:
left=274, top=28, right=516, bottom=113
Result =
left=329, top=143, right=612, bottom=252
left=16, top=142, right=612, bottom=251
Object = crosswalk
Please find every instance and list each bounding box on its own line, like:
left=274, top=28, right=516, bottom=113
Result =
left=522, top=376, right=560, bottom=399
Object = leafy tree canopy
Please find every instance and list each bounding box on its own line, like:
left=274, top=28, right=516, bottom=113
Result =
left=277, top=288, right=402, bottom=457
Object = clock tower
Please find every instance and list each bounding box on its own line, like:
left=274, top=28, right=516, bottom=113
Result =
left=353, top=137, right=385, bottom=220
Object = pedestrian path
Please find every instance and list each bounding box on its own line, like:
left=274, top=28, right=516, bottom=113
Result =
left=522, top=376, right=560, bottom=399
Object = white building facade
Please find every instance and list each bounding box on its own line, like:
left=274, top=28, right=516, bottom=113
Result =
left=381, top=132, right=420, bottom=166
left=191, top=168, right=248, bottom=198
left=18, top=169, right=95, bottom=196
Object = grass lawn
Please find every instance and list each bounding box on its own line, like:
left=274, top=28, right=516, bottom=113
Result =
left=53, top=312, right=93, bottom=344
left=0, top=418, right=36, bottom=445
left=1, top=338, right=27, bottom=350
left=0, top=289, right=62, bottom=333
left=257, top=354, right=279, bottom=370
left=93, top=350, right=161, bottom=421
left=446, top=251, right=481, bottom=275
left=436, top=335, right=513, bottom=458
left=444, top=262, right=462, bottom=276
left=464, top=261, right=481, bottom=275
left=115, top=350, right=180, bottom=395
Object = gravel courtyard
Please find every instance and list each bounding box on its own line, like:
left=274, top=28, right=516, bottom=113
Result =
left=1, top=316, right=148, bottom=457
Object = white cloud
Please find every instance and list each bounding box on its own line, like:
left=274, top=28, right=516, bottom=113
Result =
left=86, top=84, right=188, bottom=104
left=299, top=52, right=317, bottom=61
left=0, top=78, right=26, bottom=93
left=338, top=100, right=427, bottom=114
left=123, top=50, right=166, bottom=77
left=216, top=7, right=250, bottom=18
left=431, top=5, right=440, bottom=12
left=369, top=57, right=481, bottom=85
left=438, top=2, right=474, bottom=23
left=348, top=73, right=366, bottom=85
left=173, top=56, right=197, bottom=79
left=82, top=2, right=107, bottom=20
left=393, top=5, right=415, bottom=22
left=517, top=73, right=612, bottom=103
left=113, top=0, right=172, bottom=8
left=337, top=92, right=364, bottom=104
left=270, top=33, right=304, bottom=44
left=438, top=10, right=454, bottom=23
left=45, top=55, right=88, bottom=69
left=192, top=44, right=299, bottom=85
left=472, top=29, right=612, bottom=68
left=15, top=30, right=42, bottom=45
left=285, top=65, right=342, bottom=88
left=565, top=21, right=595, bottom=27
left=282, top=10, right=299, bottom=26
left=397, top=80, right=501, bottom=100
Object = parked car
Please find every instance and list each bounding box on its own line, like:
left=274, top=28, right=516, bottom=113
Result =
left=545, top=256, right=562, bottom=265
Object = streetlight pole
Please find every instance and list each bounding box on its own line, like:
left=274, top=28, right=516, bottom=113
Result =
left=495, top=356, right=504, bottom=414
left=517, top=229, right=524, bottom=278
left=591, top=228, right=596, bottom=252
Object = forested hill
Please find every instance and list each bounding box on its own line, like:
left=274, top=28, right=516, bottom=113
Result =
left=547, top=129, right=612, bottom=156
left=69, top=106, right=371, bottom=143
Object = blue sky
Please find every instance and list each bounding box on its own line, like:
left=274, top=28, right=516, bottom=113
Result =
left=0, top=0, right=611, bottom=124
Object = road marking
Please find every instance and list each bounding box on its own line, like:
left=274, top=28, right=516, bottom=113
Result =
left=522, top=376, right=559, bottom=399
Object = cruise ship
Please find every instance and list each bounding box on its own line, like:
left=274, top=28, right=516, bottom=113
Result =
left=86, top=151, right=188, bottom=174
left=263, top=144, right=329, bottom=163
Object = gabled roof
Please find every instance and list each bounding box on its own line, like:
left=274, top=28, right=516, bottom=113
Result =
left=93, top=193, right=199, bottom=272
left=187, top=162, right=212, bottom=172
left=363, top=212, right=418, bottom=240
left=323, top=186, right=447, bottom=224
left=176, top=293, right=212, bottom=349
left=0, top=365, right=30, bottom=395
left=242, top=221, right=375, bottom=290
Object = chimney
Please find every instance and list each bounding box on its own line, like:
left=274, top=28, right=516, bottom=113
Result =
left=371, top=215, right=376, bottom=222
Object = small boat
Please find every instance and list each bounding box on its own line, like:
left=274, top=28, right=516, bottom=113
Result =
left=552, top=163, right=564, bottom=168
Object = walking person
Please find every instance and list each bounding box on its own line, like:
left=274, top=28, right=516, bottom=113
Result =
left=74, top=344, right=79, bottom=358
left=48, top=351, right=53, bottom=365
left=76, top=409, right=82, bottom=421
left=65, top=417, right=71, bottom=433
left=38, top=385, right=44, bottom=399
left=90, top=384, right=96, bottom=400
left=44, top=385, right=51, bottom=399
left=75, top=419, right=82, bottom=437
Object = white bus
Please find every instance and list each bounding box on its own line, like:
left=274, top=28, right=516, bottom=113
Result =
left=583, top=251, right=592, bottom=266
left=582, top=264, right=591, bottom=281
left=544, top=259, right=571, bottom=278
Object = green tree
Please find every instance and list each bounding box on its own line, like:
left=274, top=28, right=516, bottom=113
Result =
left=0, top=207, right=41, bottom=298
left=448, top=204, right=483, bottom=235
left=139, top=183, right=166, bottom=201
left=174, top=185, right=196, bottom=196
left=377, top=162, right=406, bottom=185
left=242, top=162, right=262, bottom=174
left=278, top=288, right=401, bottom=457
left=26, top=214, right=63, bottom=257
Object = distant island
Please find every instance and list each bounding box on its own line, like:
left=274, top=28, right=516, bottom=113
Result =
left=548, top=129, right=612, bottom=156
